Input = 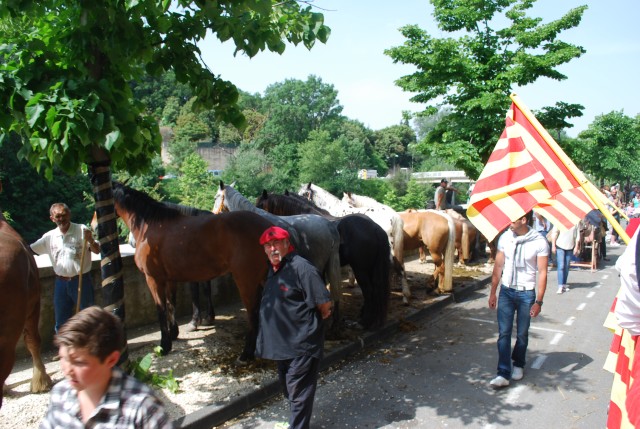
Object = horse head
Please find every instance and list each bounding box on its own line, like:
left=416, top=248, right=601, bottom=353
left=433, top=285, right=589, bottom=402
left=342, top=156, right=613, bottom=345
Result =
left=212, top=180, right=227, bottom=213
left=254, top=190, right=270, bottom=211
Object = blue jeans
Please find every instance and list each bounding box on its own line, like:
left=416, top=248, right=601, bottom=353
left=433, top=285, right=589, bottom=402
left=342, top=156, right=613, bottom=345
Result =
left=53, top=273, right=95, bottom=332
left=496, top=286, right=536, bottom=378
left=556, top=247, right=572, bottom=286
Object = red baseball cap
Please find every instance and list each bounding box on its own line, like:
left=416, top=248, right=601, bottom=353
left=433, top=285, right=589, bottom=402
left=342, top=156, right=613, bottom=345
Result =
left=259, top=226, right=290, bottom=245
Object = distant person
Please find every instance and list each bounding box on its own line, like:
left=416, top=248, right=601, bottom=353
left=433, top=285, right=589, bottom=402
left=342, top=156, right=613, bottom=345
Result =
left=256, top=226, right=332, bottom=429
left=40, top=306, right=174, bottom=428
left=488, top=213, right=548, bottom=388
left=533, top=213, right=553, bottom=264
left=30, top=203, right=99, bottom=333
left=434, top=179, right=458, bottom=210
left=550, top=225, right=580, bottom=294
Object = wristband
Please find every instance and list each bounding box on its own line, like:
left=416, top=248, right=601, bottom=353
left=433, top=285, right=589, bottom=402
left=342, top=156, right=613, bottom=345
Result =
left=535, top=300, right=543, bottom=306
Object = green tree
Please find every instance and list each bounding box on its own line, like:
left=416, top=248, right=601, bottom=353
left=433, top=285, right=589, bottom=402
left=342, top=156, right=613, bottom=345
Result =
left=0, top=0, right=329, bottom=360
left=223, top=146, right=271, bottom=198
left=372, top=124, right=417, bottom=171
left=399, top=179, right=429, bottom=210
left=385, top=0, right=587, bottom=179
left=131, top=71, right=191, bottom=119
left=177, top=153, right=216, bottom=209
left=534, top=101, right=584, bottom=142
left=0, top=135, right=94, bottom=242
left=161, top=96, right=182, bottom=127
left=576, top=111, right=640, bottom=185
left=256, top=75, right=343, bottom=150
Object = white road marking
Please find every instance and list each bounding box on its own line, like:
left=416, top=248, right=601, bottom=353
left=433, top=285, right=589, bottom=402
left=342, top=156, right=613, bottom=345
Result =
left=564, top=317, right=575, bottom=326
left=550, top=333, right=564, bottom=345
left=602, top=274, right=609, bottom=280
left=587, top=291, right=596, bottom=298
left=531, top=354, right=547, bottom=369
left=577, top=303, right=587, bottom=311
left=461, top=317, right=566, bottom=333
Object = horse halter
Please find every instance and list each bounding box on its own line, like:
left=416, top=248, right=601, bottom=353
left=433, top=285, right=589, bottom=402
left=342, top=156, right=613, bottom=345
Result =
left=213, top=193, right=225, bottom=214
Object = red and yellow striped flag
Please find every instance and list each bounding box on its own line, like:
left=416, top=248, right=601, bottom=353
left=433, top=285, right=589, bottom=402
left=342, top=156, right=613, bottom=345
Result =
left=467, top=101, right=596, bottom=242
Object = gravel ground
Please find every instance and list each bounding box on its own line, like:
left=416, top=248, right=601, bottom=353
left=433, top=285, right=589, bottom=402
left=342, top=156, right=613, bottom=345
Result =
left=1, top=257, right=493, bottom=429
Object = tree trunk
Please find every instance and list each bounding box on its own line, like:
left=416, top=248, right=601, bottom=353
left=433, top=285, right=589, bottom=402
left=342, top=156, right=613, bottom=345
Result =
left=88, top=160, right=130, bottom=368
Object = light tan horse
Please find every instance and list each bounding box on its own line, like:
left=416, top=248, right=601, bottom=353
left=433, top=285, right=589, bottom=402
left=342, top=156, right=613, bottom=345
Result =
left=444, top=209, right=478, bottom=264
left=0, top=181, right=52, bottom=408
left=399, top=209, right=456, bottom=294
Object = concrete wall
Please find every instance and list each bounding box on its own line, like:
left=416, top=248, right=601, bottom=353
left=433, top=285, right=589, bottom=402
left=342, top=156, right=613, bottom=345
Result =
left=16, top=248, right=239, bottom=358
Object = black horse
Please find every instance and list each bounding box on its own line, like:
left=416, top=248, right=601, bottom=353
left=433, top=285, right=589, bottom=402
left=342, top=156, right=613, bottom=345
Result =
left=256, top=191, right=391, bottom=329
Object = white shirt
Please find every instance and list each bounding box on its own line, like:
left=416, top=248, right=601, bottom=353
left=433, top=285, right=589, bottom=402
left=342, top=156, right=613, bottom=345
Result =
left=30, top=223, right=93, bottom=277
left=552, top=226, right=579, bottom=250
left=615, top=230, right=640, bottom=335
left=498, top=227, right=549, bottom=290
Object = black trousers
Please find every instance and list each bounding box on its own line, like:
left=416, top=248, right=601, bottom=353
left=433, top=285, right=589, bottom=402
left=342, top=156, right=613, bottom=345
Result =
left=277, top=355, right=320, bottom=429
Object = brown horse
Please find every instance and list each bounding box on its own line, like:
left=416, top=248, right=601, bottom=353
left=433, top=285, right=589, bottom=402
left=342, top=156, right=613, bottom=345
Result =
left=0, top=181, right=52, bottom=408
left=109, top=182, right=273, bottom=362
left=398, top=209, right=456, bottom=294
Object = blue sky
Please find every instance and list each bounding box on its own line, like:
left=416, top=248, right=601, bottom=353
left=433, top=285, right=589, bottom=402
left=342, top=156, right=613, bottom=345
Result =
left=199, top=0, right=639, bottom=137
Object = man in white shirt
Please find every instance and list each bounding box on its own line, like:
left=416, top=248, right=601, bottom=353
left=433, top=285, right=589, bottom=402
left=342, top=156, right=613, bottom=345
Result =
left=31, top=203, right=100, bottom=333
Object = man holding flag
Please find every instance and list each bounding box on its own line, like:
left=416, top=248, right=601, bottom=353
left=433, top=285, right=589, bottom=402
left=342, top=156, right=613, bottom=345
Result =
left=488, top=212, right=548, bottom=388
left=467, top=94, right=632, bottom=425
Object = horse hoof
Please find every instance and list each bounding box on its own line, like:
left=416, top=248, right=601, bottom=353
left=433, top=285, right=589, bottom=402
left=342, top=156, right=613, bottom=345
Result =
left=184, top=321, right=198, bottom=332
left=201, top=317, right=215, bottom=327
left=235, top=355, right=255, bottom=366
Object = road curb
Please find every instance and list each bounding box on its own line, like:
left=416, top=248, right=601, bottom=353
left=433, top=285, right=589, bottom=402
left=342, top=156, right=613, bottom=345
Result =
left=176, top=274, right=491, bottom=429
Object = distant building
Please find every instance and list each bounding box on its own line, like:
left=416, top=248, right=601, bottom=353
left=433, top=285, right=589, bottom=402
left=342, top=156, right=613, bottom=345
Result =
left=358, top=169, right=379, bottom=180
left=411, top=170, right=473, bottom=184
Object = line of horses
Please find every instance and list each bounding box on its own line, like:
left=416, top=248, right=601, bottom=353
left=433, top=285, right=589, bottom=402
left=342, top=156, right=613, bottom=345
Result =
left=2, top=179, right=487, bottom=399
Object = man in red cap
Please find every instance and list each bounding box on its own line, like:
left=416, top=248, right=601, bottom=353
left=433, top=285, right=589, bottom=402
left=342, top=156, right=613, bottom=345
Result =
left=256, top=226, right=332, bottom=429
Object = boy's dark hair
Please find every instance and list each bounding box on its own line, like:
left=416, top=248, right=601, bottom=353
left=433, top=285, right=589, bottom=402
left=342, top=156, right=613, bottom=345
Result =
left=54, top=306, right=124, bottom=362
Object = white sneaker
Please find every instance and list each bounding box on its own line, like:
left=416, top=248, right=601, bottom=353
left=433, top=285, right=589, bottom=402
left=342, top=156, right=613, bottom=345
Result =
left=562, top=285, right=570, bottom=292
left=557, top=287, right=563, bottom=294
left=512, top=367, right=524, bottom=380
left=490, top=375, right=510, bottom=388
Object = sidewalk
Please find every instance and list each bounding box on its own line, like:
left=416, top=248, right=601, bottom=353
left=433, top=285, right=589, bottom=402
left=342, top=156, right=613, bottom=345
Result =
left=175, top=274, right=491, bottom=429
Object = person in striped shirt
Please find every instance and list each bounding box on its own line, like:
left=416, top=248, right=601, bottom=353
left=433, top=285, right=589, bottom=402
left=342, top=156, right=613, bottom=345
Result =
left=40, top=306, right=174, bottom=429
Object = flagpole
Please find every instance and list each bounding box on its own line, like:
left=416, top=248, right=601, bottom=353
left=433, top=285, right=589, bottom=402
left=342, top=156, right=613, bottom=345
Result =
left=509, top=93, right=631, bottom=245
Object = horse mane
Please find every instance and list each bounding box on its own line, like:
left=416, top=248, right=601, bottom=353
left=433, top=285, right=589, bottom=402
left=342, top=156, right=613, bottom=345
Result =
left=299, top=183, right=341, bottom=207
left=224, top=185, right=257, bottom=211
left=163, top=201, right=211, bottom=217
left=346, top=192, right=385, bottom=209
left=112, top=182, right=182, bottom=230
left=258, top=191, right=332, bottom=217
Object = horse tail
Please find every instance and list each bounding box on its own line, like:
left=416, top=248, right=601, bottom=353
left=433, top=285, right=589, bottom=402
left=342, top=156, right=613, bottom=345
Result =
left=371, top=223, right=391, bottom=327
left=391, top=215, right=405, bottom=267
left=461, top=220, right=470, bottom=261
left=443, top=213, right=456, bottom=293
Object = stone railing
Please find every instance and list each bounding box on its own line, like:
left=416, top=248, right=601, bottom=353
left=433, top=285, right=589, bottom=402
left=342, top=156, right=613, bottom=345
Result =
left=16, top=246, right=238, bottom=358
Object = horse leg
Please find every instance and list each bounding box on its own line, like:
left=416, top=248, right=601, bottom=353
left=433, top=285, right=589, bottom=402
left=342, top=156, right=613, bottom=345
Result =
left=146, top=276, right=172, bottom=355
left=230, top=271, right=263, bottom=364
left=431, top=252, right=446, bottom=294
left=418, top=246, right=427, bottom=263
left=392, top=255, right=410, bottom=306
left=347, top=267, right=356, bottom=287
left=167, top=284, right=179, bottom=341
left=22, top=299, right=52, bottom=393
left=352, top=266, right=373, bottom=329
left=201, top=281, right=215, bottom=326
left=185, top=282, right=200, bottom=332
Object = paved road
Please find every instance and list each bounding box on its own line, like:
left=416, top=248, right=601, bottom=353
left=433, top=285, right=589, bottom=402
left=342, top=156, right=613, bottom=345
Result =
left=217, top=246, right=625, bottom=429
